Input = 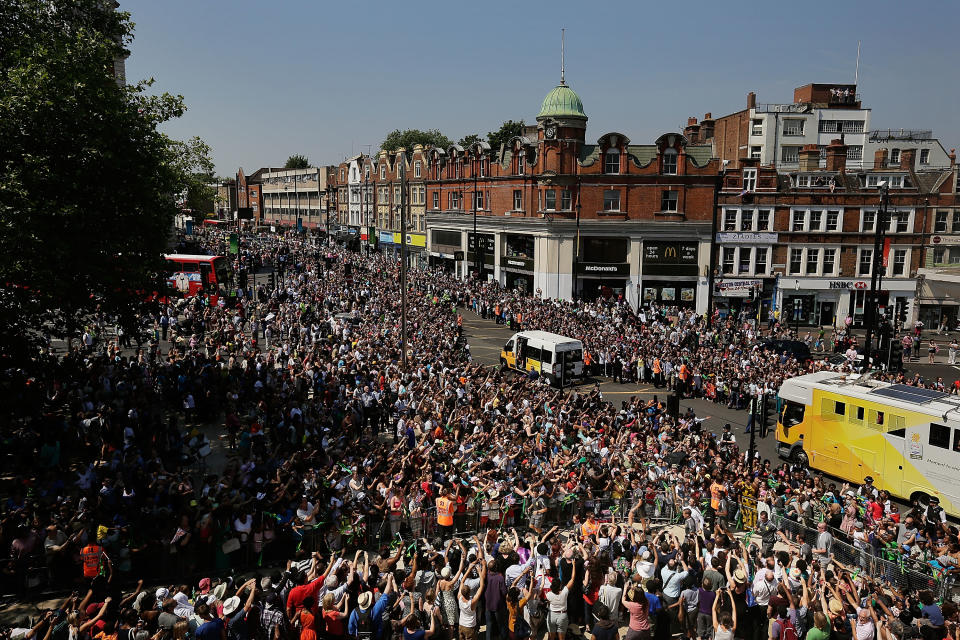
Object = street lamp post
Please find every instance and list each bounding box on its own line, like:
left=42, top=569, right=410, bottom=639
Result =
left=863, top=182, right=890, bottom=368
left=399, top=163, right=408, bottom=369
left=575, top=177, right=582, bottom=301
left=706, top=162, right=729, bottom=328
left=473, top=152, right=480, bottom=280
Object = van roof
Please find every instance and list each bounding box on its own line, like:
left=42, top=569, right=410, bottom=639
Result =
left=516, top=330, right=583, bottom=346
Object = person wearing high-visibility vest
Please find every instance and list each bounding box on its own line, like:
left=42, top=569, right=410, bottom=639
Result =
left=436, top=487, right=457, bottom=536
left=580, top=512, right=600, bottom=540
left=80, top=535, right=105, bottom=579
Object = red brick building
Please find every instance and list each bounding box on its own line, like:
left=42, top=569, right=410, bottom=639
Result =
left=714, top=141, right=960, bottom=328
left=424, top=78, right=721, bottom=308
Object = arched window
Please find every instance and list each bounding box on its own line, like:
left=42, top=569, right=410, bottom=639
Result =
left=604, top=149, right=620, bottom=174
left=662, top=149, right=678, bottom=175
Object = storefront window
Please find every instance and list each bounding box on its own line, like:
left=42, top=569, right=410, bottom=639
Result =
left=582, top=237, right=628, bottom=263
left=505, top=235, right=535, bottom=260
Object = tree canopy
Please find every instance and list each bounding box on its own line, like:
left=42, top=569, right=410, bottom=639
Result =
left=170, top=136, right=215, bottom=213
left=458, top=134, right=481, bottom=147
left=284, top=154, right=310, bottom=169
left=487, top=120, right=526, bottom=152
left=380, top=129, right=452, bottom=153
left=0, top=0, right=201, bottom=365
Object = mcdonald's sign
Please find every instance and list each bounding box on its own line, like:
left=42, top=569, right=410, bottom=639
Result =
left=643, top=241, right=699, bottom=276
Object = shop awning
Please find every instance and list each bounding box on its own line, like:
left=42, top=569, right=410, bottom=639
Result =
left=919, top=279, right=960, bottom=305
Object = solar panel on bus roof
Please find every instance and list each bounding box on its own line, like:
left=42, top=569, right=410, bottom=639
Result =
left=870, top=384, right=949, bottom=404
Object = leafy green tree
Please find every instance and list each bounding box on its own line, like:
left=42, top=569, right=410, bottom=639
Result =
left=487, top=120, right=526, bottom=152
left=284, top=154, right=310, bottom=169
left=0, top=0, right=196, bottom=364
left=380, top=129, right=452, bottom=152
left=458, top=134, right=481, bottom=147
left=169, top=136, right=215, bottom=213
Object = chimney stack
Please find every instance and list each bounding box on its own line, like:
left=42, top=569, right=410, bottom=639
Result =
left=825, top=138, right=847, bottom=172
left=687, top=117, right=698, bottom=126
left=798, top=144, right=820, bottom=172
left=874, top=148, right=888, bottom=169
left=900, top=148, right=916, bottom=170
left=747, top=92, right=757, bottom=109
left=949, top=148, right=956, bottom=167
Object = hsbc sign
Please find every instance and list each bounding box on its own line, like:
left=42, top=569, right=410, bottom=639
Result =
left=828, top=280, right=868, bottom=290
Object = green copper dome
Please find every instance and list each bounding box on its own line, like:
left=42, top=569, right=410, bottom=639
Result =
left=537, top=83, right=587, bottom=119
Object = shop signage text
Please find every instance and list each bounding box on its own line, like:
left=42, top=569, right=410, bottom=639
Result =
left=501, top=256, right=534, bottom=271
left=576, top=262, right=630, bottom=276
left=715, top=232, right=779, bottom=244
left=828, top=280, right=868, bottom=290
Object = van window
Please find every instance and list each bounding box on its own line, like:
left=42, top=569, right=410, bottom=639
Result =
left=781, top=401, right=805, bottom=427
left=523, top=344, right=541, bottom=361
left=540, top=350, right=552, bottom=364
left=504, top=340, right=514, bottom=353
left=930, top=423, right=950, bottom=449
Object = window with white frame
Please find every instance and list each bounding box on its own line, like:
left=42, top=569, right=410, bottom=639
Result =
left=479, top=159, right=486, bottom=177
left=604, top=149, right=620, bottom=174
left=414, top=161, right=422, bottom=178
left=789, top=247, right=803, bottom=274
left=846, top=146, right=863, bottom=161
left=935, top=210, right=948, bottom=233
left=826, top=210, right=840, bottom=231
left=450, top=192, right=460, bottom=209
left=751, top=119, right=763, bottom=136
left=809, top=210, right=823, bottom=230
left=790, top=208, right=843, bottom=232
left=661, top=190, right=678, bottom=212
left=604, top=189, right=621, bottom=211
left=755, top=247, right=769, bottom=274
left=783, top=119, right=805, bottom=136
left=858, top=248, right=873, bottom=276
left=662, top=149, right=678, bottom=175
left=474, top=190, right=484, bottom=210
left=364, top=165, right=370, bottom=179
left=861, top=210, right=876, bottom=232
left=722, top=247, right=735, bottom=274
left=741, top=209, right=754, bottom=231
left=781, top=146, right=801, bottom=164
left=806, top=248, right=820, bottom=274
left=738, top=247, right=752, bottom=273
left=920, top=149, right=930, bottom=164
left=750, top=146, right=761, bottom=159
left=561, top=189, right=572, bottom=210
left=791, top=210, right=806, bottom=231
left=890, top=148, right=901, bottom=164
left=513, top=190, right=522, bottom=210
left=723, top=209, right=738, bottom=231
left=757, top=209, right=772, bottom=231
left=743, top=168, right=757, bottom=192
left=544, top=189, right=556, bottom=211
left=380, top=165, right=386, bottom=179
left=432, top=192, right=439, bottom=209
left=517, top=152, right=525, bottom=174
left=891, top=248, right=907, bottom=276
left=822, top=248, right=837, bottom=274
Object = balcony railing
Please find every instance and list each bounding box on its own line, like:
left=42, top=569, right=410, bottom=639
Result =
left=868, top=129, right=934, bottom=142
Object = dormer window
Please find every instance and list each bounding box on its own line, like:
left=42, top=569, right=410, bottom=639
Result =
left=662, top=149, right=678, bottom=175
left=517, top=151, right=525, bottom=174
left=604, top=149, right=620, bottom=174
left=743, top=168, right=757, bottom=191
left=380, top=165, right=386, bottom=180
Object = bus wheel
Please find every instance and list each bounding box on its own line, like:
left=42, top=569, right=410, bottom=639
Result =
left=910, top=491, right=931, bottom=507
left=792, top=448, right=809, bottom=467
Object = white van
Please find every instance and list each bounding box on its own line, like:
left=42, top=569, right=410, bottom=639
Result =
left=500, top=330, right=584, bottom=387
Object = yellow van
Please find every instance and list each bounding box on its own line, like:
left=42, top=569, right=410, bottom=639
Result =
left=500, top=330, right=584, bottom=387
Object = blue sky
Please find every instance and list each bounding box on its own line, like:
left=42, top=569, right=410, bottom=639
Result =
left=123, top=0, right=960, bottom=176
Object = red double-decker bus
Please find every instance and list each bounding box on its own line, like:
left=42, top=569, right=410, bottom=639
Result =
left=163, top=254, right=231, bottom=301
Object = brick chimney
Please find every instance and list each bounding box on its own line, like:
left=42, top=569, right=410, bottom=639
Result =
left=683, top=117, right=700, bottom=143
left=747, top=92, right=757, bottom=109
left=798, top=144, right=820, bottom=172
left=700, top=113, right=715, bottom=140
left=950, top=148, right=956, bottom=166
left=874, top=148, right=888, bottom=169
left=900, top=148, right=916, bottom=170
left=825, top=138, right=847, bottom=172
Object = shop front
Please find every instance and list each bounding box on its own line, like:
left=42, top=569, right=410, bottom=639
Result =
left=429, top=229, right=462, bottom=275
left=917, top=276, right=959, bottom=329
left=467, top=232, right=496, bottom=281
left=714, top=278, right=773, bottom=322
left=641, top=241, right=700, bottom=308
left=575, top=237, right=630, bottom=301
left=780, top=277, right=916, bottom=328
left=502, top=234, right=536, bottom=293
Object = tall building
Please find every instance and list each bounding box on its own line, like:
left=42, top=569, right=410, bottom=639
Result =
left=707, top=83, right=952, bottom=171
left=260, top=167, right=331, bottom=230
left=424, top=77, right=721, bottom=309
left=714, top=141, right=959, bottom=328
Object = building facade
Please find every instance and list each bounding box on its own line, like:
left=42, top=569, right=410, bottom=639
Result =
left=424, top=79, right=721, bottom=310
left=710, top=84, right=952, bottom=171
left=715, top=142, right=959, bottom=328
left=260, top=167, right=331, bottom=231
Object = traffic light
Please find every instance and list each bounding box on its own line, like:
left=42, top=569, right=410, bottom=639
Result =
left=897, top=304, right=907, bottom=327
left=267, top=271, right=275, bottom=290
left=888, top=340, right=904, bottom=372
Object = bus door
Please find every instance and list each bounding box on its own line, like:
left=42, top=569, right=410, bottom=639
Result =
left=516, top=336, right=527, bottom=370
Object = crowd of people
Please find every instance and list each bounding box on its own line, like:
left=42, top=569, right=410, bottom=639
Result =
left=2, top=228, right=959, bottom=640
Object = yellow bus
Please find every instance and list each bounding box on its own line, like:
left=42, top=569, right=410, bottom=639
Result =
left=500, top=330, right=584, bottom=388
left=777, top=371, right=960, bottom=515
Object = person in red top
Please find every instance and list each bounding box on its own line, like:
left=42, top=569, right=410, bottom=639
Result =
left=287, top=552, right=331, bottom=618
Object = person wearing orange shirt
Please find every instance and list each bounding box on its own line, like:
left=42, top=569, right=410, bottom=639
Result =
left=581, top=512, right=600, bottom=540
left=436, top=487, right=457, bottom=537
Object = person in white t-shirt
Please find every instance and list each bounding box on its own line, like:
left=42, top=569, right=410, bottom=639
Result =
left=545, top=546, right=578, bottom=640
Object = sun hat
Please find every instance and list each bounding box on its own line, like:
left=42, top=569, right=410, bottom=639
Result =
left=358, top=592, right=373, bottom=609
left=222, top=596, right=241, bottom=617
